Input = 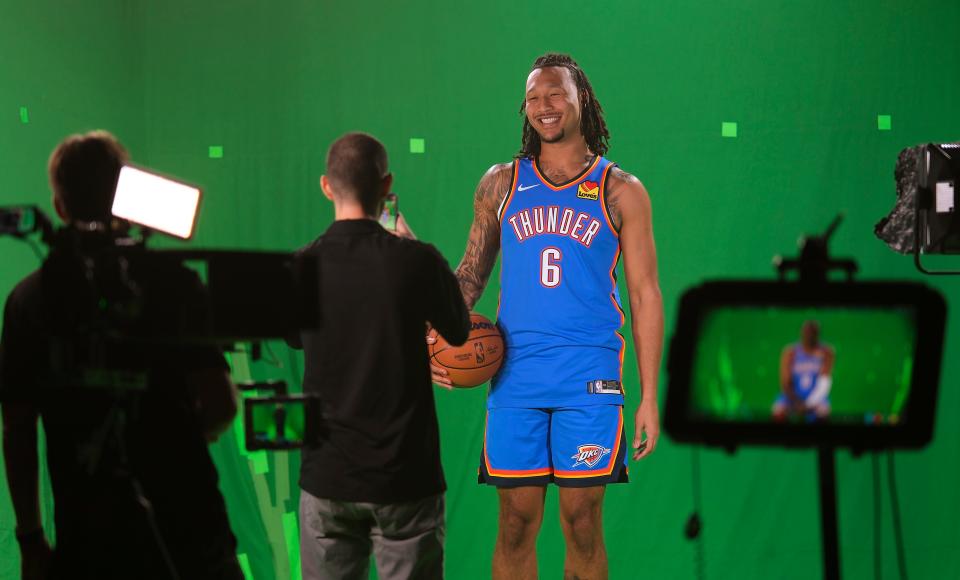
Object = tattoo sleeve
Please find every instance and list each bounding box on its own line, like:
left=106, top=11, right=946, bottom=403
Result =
left=454, top=163, right=512, bottom=310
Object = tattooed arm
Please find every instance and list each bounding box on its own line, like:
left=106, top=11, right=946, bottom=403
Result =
left=429, top=162, right=513, bottom=387
left=454, top=163, right=514, bottom=309
left=603, top=167, right=636, bottom=232
left=606, top=168, right=664, bottom=460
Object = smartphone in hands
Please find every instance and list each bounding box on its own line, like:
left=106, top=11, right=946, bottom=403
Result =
left=379, top=193, right=399, bottom=231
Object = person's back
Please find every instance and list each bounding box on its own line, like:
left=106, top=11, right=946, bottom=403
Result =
left=294, top=132, right=469, bottom=580
left=3, top=263, right=238, bottom=578
left=298, top=222, right=467, bottom=502
left=0, top=131, right=242, bottom=580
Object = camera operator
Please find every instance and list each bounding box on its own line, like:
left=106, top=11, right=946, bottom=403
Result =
left=289, top=132, right=470, bottom=580
left=0, top=131, right=243, bottom=579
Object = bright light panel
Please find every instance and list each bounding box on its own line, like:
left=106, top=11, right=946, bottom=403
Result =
left=112, top=165, right=201, bottom=239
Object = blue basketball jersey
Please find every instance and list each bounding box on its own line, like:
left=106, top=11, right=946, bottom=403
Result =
left=490, top=156, right=625, bottom=409
left=791, top=344, right=825, bottom=400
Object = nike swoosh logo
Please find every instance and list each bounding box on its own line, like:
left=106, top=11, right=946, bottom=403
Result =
left=517, top=184, right=540, bottom=192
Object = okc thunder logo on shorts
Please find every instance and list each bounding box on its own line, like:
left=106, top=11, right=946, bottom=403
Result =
left=571, top=444, right=611, bottom=468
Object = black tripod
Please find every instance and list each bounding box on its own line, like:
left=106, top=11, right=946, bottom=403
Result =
left=775, top=214, right=856, bottom=580
left=82, top=395, right=181, bottom=580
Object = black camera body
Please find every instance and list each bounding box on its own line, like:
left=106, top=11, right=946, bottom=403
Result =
left=2, top=208, right=319, bottom=390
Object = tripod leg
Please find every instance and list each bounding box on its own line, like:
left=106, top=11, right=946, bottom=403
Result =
left=818, top=446, right=841, bottom=580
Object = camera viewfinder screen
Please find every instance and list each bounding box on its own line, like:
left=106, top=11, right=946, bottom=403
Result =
left=249, top=399, right=307, bottom=446
left=689, top=307, right=916, bottom=426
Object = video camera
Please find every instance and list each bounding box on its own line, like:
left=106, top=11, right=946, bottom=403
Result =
left=1, top=165, right=320, bottom=434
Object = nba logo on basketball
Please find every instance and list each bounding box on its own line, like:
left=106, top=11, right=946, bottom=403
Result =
left=474, top=342, right=486, bottom=364
left=571, top=444, right=611, bottom=468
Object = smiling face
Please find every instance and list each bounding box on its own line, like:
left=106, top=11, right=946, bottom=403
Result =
left=523, top=66, right=583, bottom=146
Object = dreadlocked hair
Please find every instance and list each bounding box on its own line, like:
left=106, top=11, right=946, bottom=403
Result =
left=517, top=53, right=610, bottom=159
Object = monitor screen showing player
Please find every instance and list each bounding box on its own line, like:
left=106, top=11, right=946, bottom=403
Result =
left=688, top=306, right=915, bottom=426
left=244, top=395, right=318, bottom=450
left=664, top=281, right=946, bottom=449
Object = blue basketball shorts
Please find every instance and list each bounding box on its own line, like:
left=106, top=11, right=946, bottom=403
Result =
left=478, top=405, right=629, bottom=487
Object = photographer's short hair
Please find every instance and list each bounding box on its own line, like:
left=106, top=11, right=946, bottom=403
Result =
left=48, top=130, right=129, bottom=222
left=325, top=133, right=389, bottom=215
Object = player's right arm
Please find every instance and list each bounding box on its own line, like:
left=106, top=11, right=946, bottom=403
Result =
left=429, top=163, right=512, bottom=386
left=779, top=347, right=792, bottom=394
left=779, top=347, right=802, bottom=411
left=453, top=163, right=513, bottom=308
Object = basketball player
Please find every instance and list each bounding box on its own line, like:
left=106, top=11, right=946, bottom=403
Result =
left=772, top=320, right=835, bottom=422
left=431, top=53, right=663, bottom=579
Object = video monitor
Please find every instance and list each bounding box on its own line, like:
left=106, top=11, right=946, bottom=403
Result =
left=244, top=395, right=319, bottom=451
left=664, top=281, right=946, bottom=449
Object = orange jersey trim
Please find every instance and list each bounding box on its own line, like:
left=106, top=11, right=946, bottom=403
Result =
left=531, top=156, right=602, bottom=192
left=495, top=161, right=519, bottom=319
left=608, top=245, right=627, bottom=393
left=496, top=159, right=520, bottom=322
left=497, top=160, right=520, bottom=223
left=598, top=162, right=619, bottom=237
left=554, top=407, right=624, bottom=478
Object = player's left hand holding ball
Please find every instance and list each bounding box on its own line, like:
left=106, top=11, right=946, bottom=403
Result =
left=633, top=399, right=660, bottom=460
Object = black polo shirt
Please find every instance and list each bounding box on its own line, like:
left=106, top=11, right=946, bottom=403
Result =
left=291, top=219, right=469, bottom=503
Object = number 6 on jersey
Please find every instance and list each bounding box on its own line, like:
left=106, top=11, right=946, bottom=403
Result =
left=540, top=247, right=562, bottom=288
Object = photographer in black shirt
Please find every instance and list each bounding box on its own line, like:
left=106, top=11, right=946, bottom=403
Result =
left=0, top=131, right=242, bottom=579
left=290, top=133, right=470, bottom=580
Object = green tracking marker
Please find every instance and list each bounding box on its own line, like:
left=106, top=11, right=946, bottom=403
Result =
left=19, top=107, right=29, bottom=124
left=410, top=138, right=425, bottom=154
left=209, top=145, right=224, bottom=158
left=877, top=115, right=892, bottom=131
left=721, top=122, right=738, bottom=138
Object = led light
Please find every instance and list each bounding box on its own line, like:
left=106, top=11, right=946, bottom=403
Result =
left=112, top=165, right=201, bottom=239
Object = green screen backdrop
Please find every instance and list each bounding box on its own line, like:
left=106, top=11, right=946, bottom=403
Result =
left=2, top=1, right=960, bottom=578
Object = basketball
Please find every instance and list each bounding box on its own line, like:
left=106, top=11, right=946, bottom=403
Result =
left=431, top=313, right=505, bottom=388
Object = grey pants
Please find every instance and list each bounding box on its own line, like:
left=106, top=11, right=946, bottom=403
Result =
left=299, top=490, right=445, bottom=580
